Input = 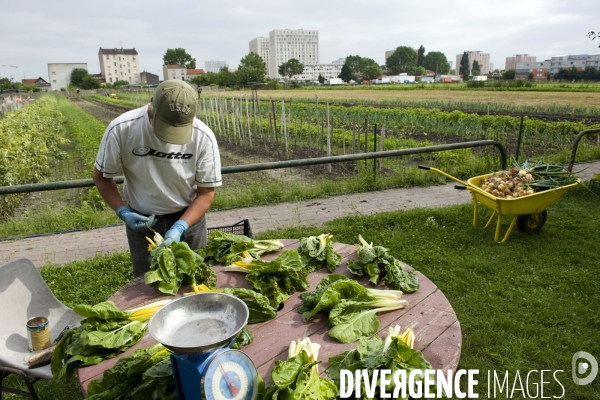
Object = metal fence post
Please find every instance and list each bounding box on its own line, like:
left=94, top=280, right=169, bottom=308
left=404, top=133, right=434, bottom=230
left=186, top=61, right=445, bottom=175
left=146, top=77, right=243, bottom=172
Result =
left=515, top=116, right=525, bottom=161
left=373, top=124, right=377, bottom=180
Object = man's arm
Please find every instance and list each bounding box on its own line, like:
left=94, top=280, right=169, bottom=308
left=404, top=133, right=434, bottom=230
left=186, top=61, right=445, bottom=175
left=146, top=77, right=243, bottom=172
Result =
left=93, top=166, right=155, bottom=231
left=180, top=186, right=215, bottom=226
left=92, top=167, right=125, bottom=211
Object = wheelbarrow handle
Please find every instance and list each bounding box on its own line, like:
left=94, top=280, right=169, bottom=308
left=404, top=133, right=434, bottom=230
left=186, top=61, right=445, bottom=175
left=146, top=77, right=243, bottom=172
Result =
left=418, top=165, right=431, bottom=170
left=454, top=185, right=467, bottom=190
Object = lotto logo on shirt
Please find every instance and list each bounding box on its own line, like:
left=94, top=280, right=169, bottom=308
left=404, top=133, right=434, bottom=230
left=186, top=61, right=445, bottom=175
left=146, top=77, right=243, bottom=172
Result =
left=132, top=146, right=192, bottom=159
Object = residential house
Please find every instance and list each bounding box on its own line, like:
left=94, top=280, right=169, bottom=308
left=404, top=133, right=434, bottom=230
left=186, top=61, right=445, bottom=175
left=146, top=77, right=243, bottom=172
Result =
left=21, top=77, right=51, bottom=90
left=163, top=65, right=187, bottom=81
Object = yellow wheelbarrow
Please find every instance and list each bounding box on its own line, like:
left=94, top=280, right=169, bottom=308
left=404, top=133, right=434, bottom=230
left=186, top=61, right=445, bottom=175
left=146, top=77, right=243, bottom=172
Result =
left=418, top=165, right=580, bottom=243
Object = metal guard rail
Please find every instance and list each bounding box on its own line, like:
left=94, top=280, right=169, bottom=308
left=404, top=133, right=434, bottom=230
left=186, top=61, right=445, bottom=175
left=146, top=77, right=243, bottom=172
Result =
left=568, top=128, right=600, bottom=172
left=0, top=140, right=507, bottom=195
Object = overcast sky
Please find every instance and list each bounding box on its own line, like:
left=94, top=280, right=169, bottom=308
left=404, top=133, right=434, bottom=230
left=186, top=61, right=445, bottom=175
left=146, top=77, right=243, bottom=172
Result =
left=2, top=0, right=599, bottom=80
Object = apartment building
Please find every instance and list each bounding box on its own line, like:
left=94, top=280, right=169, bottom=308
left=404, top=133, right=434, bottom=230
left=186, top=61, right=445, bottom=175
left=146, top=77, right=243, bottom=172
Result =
left=267, top=29, right=319, bottom=79
left=249, top=37, right=271, bottom=76
left=548, top=54, right=600, bottom=75
left=163, top=65, right=187, bottom=81
left=515, top=60, right=550, bottom=81
left=47, top=63, right=87, bottom=91
left=505, top=54, right=536, bottom=71
left=297, top=59, right=345, bottom=82
left=455, top=51, right=491, bottom=75
left=98, top=47, right=139, bottom=84
left=204, top=61, right=228, bottom=73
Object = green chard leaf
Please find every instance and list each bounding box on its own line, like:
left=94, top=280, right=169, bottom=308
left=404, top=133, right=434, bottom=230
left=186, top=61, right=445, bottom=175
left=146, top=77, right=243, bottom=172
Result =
left=245, top=250, right=309, bottom=308
left=145, top=240, right=215, bottom=295
left=73, top=301, right=131, bottom=320
left=224, top=288, right=277, bottom=324
left=230, top=326, right=254, bottom=349
left=347, top=235, right=420, bottom=293
left=327, top=302, right=380, bottom=343
left=298, top=234, right=342, bottom=273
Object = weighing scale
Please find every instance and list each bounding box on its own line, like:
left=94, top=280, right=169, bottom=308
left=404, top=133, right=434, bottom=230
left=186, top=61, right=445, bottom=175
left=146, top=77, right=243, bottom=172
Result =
left=149, top=292, right=259, bottom=400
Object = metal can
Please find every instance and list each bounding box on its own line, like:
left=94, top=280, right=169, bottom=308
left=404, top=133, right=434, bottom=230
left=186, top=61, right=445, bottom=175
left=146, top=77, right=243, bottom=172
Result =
left=26, top=316, right=50, bottom=352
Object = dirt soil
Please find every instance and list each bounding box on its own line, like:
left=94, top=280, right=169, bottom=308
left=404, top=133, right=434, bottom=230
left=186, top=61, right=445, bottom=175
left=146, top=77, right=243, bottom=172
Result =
left=71, top=98, right=122, bottom=125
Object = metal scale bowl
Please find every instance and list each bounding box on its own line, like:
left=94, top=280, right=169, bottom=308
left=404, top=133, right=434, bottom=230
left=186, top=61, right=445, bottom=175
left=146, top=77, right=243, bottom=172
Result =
left=149, top=292, right=258, bottom=400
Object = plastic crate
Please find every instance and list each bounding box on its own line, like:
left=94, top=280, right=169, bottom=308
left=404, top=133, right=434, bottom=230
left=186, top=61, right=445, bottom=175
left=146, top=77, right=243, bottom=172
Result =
left=207, top=219, right=254, bottom=239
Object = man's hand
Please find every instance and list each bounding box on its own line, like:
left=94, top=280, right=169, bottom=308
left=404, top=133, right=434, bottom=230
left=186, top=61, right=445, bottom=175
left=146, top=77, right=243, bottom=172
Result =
left=160, top=220, right=189, bottom=247
left=116, top=206, right=156, bottom=232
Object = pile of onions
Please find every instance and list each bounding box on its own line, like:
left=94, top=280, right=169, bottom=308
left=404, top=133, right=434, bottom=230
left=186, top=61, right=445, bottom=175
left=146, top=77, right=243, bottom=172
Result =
left=480, top=168, right=536, bottom=199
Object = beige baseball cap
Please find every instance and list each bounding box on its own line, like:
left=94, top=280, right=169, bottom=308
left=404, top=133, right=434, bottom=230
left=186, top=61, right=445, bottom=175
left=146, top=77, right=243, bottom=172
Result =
left=151, top=80, right=198, bottom=144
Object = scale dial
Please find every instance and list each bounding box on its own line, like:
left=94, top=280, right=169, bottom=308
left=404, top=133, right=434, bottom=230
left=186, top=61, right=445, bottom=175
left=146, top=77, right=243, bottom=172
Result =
left=203, top=350, right=258, bottom=400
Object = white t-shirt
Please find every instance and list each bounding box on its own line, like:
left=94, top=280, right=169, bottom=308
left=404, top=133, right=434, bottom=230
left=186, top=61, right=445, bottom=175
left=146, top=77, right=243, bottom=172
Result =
left=94, top=105, right=222, bottom=215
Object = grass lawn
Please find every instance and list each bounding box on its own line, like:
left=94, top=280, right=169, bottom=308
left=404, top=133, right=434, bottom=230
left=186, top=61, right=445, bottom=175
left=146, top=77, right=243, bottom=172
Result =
left=2, top=187, right=599, bottom=399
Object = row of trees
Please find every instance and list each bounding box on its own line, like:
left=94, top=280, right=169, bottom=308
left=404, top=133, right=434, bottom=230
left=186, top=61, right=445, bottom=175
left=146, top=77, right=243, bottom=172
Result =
left=385, top=46, right=451, bottom=77
left=554, top=66, right=600, bottom=82
left=164, top=48, right=308, bottom=87
left=338, top=55, right=382, bottom=82
left=337, top=47, right=451, bottom=83
left=189, top=52, right=270, bottom=88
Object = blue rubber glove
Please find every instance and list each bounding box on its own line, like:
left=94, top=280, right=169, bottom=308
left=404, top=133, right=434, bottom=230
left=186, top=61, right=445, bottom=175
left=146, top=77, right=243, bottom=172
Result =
left=116, top=206, right=156, bottom=233
left=160, top=220, right=189, bottom=247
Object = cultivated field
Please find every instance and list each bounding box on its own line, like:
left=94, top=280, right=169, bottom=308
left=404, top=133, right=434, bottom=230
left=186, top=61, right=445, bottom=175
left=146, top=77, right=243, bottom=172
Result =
left=2, top=88, right=600, bottom=238
left=257, top=89, right=600, bottom=110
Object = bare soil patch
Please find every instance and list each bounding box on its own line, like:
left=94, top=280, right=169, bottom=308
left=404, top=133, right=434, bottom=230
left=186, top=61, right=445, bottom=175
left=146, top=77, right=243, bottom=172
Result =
left=73, top=98, right=123, bottom=125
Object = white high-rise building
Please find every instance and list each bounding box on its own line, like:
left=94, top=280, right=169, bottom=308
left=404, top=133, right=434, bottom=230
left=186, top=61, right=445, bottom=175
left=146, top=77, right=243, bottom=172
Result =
left=205, top=61, right=228, bottom=73
left=267, top=29, right=319, bottom=79
left=249, top=37, right=271, bottom=76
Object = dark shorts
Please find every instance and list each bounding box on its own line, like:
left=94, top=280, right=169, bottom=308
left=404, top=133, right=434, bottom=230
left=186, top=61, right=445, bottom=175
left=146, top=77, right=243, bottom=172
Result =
left=125, top=209, right=207, bottom=278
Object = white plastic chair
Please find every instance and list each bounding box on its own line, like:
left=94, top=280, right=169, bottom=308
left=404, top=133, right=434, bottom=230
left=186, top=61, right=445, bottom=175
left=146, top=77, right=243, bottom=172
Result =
left=0, top=259, right=82, bottom=399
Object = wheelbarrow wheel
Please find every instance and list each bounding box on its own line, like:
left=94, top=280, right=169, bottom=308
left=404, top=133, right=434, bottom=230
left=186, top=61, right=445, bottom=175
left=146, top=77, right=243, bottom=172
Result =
left=516, top=210, right=547, bottom=232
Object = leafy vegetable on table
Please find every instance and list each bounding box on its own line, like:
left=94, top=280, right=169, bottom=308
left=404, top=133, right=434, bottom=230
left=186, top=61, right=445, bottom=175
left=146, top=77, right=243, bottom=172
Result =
left=197, top=230, right=284, bottom=266
left=223, top=250, right=309, bottom=308
left=145, top=232, right=216, bottom=296
left=186, top=284, right=278, bottom=324
left=298, top=275, right=408, bottom=343
left=86, top=343, right=176, bottom=400
left=347, top=235, right=420, bottom=293
left=327, top=325, right=431, bottom=400
left=298, top=233, right=342, bottom=272
left=230, top=326, right=254, bottom=350
left=262, top=337, right=338, bottom=400
left=51, top=300, right=169, bottom=381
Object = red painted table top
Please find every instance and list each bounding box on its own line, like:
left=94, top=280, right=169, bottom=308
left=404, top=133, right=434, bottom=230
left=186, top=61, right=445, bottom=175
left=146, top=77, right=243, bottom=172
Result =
left=77, top=239, right=461, bottom=394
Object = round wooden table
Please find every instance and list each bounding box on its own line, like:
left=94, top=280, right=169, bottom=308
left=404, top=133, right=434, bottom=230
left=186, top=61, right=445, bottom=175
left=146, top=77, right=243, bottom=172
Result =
left=77, top=239, right=461, bottom=394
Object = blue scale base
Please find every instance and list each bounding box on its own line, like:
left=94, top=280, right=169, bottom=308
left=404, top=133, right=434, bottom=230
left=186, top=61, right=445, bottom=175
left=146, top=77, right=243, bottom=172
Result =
left=170, top=348, right=229, bottom=400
